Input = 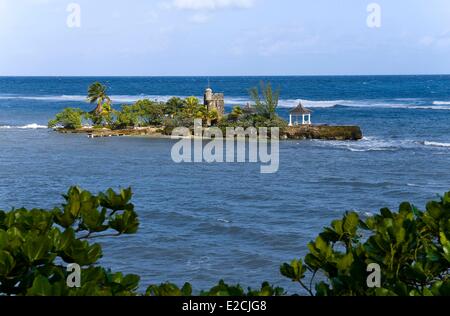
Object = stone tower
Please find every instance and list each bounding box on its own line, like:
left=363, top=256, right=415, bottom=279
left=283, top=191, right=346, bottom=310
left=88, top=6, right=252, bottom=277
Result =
left=204, top=88, right=225, bottom=117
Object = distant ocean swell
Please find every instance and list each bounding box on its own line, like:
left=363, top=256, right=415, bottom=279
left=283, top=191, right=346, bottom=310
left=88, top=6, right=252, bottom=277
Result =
left=1, top=94, right=450, bottom=110
left=311, top=137, right=450, bottom=152
left=422, top=141, right=450, bottom=148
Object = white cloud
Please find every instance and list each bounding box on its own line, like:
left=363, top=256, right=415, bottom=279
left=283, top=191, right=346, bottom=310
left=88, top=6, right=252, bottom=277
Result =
left=188, top=13, right=211, bottom=23
left=161, top=0, right=255, bottom=24
left=419, top=31, right=450, bottom=49
left=168, top=0, right=255, bottom=11
left=229, top=25, right=320, bottom=57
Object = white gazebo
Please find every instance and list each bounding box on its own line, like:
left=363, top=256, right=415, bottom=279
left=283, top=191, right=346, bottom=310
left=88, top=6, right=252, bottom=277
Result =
left=289, top=102, right=312, bottom=126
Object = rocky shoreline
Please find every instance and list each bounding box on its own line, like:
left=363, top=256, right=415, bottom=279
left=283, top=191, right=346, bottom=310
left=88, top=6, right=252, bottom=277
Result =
left=55, top=125, right=363, bottom=141
left=283, top=125, right=363, bottom=141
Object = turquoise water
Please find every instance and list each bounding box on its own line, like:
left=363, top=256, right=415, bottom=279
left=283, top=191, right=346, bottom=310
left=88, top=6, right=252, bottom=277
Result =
left=0, top=76, right=449, bottom=292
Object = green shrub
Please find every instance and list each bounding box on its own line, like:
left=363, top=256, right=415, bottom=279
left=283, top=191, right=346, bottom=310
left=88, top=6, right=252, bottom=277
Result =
left=281, top=192, right=450, bottom=296
left=249, top=81, right=280, bottom=119
left=134, top=99, right=165, bottom=126
left=114, top=105, right=140, bottom=129
left=1, top=188, right=449, bottom=296
left=218, top=113, right=287, bottom=134
left=0, top=187, right=140, bottom=296
left=48, top=108, right=84, bottom=129
left=146, top=281, right=284, bottom=297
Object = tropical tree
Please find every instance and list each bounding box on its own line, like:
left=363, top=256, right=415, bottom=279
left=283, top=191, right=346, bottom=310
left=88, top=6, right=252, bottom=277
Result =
left=206, top=108, right=219, bottom=126
left=227, top=106, right=244, bottom=122
left=231, top=106, right=243, bottom=117
left=183, top=96, right=200, bottom=116
left=114, top=105, right=140, bottom=129
left=180, top=96, right=209, bottom=122
left=249, top=81, right=280, bottom=119
left=48, top=108, right=84, bottom=129
left=164, top=97, right=185, bottom=117
left=134, top=99, right=164, bottom=126
left=87, top=82, right=111, bottom=115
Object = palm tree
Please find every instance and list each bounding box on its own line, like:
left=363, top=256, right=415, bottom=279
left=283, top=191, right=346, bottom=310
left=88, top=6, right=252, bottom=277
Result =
left=183, top=96, right=200, bottom=118
left=231, top=106, right=244, bottom=118
left=87, top=82, right=111, bottom=114
left=249, top=81, right=279, bottom=119
left=206, top=108, right=219, bottom=126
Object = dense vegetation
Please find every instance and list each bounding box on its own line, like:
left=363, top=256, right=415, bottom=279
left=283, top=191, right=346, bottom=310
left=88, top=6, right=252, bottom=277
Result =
left=47, top=82, right=287, bottom=134
left=1, top=186, right=449, bottom=296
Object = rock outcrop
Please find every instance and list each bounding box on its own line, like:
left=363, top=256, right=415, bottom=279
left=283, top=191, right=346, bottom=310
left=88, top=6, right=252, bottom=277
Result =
left=56, top=125, right=363, bottom=141
left=56, top=127, right=164, bottom=138
left=283, top=125, right=363, bottom=141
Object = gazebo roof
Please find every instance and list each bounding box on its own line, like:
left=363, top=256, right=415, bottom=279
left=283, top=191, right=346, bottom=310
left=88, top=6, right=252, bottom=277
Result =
left=290, top=102, right=312, bottom=115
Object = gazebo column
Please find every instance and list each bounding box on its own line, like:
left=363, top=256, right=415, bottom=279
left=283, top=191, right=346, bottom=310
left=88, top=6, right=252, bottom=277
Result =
left=302, top=114, right=311, bottom=125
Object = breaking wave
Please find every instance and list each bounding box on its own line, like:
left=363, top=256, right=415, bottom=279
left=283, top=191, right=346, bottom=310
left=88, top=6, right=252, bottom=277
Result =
left=0, top=123, right=47, bottom=129
left=2, top=93, right=450, bottom=111
left=422, top=141, right=450, bottom=148
left=312, top=137, right=410, bottom=152
left=433, top=101, right=450, bottom=105
left=0, top=94, right=174, bottom=103
left=312, top=137, right=450, bottom=152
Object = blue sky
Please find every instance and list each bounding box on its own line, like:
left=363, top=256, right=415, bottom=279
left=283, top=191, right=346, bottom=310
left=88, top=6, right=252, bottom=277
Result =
left=1, top=0, right=450, bottom=75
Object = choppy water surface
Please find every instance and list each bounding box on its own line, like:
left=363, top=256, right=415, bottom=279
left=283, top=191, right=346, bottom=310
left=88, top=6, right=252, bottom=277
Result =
left=1, top=76, right=449, bottom=292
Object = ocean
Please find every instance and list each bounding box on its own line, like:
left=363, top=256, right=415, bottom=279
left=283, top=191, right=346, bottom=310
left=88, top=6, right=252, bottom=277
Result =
left=1, top=76, right=450, bottom=293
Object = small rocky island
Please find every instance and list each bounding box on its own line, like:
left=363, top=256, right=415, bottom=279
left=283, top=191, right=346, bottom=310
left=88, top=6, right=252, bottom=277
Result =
left=283, top=125, right=362, bottom=141
left=50, top=82, right=363, bottom=141
left=56, top=124, right=363, bottom=141
left=283, top=102, right=362, bottom=140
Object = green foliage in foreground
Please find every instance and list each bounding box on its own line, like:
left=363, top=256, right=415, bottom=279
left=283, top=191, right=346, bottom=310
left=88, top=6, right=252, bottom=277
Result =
left=281, top=193, right=450, bottom=296
left=1, top=187, right=449, bottom=296
left=0, top=187, right=140, bottom=295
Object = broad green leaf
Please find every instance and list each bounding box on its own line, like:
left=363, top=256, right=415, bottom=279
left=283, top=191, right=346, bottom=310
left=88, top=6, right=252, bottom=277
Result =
left=27, top=275, right=53, bottom=296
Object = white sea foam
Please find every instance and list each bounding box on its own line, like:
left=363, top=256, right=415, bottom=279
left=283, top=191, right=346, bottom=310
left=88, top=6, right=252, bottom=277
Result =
left=313, top=136, right=417, bottom=152
left=277, top=99, right=349, bottom=108
left=314, top=137, right=450, bottom=152
left=0, top=94, right=349, bottom=108
left=405, top=105, right=450, bottom=110
left=19, top=123, right=47, bottom=129
left=254, top=98, right=450, bottom=110
left=423, top=141, right=450, bottom=148
left=0, top=123, right=47, bottom=129
left=2, top=93, right=450, bottom=111
left=433, top=101, right=450, bottom=105
left=0, top=94, right=176, bottom=103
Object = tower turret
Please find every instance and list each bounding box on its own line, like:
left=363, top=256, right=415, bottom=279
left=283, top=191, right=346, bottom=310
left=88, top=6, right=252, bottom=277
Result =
left=204, top=88, right=213, bottom=103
